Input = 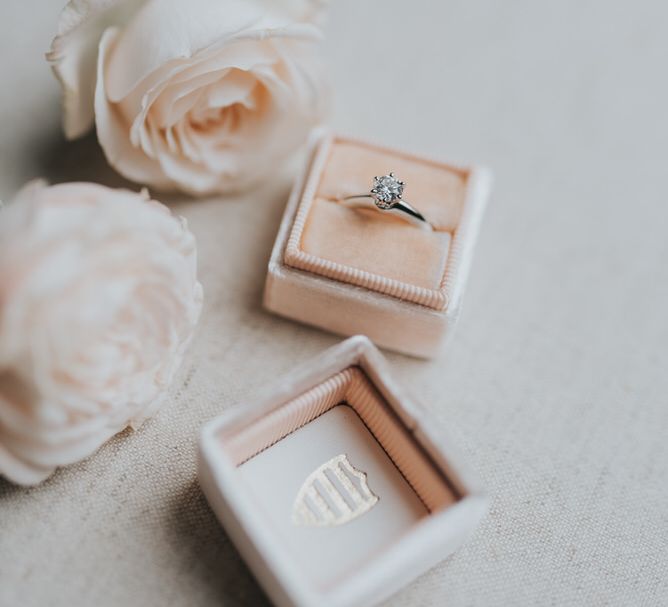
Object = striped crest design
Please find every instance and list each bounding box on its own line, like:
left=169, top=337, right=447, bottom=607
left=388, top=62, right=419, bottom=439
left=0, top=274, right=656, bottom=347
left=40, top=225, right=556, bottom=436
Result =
left=292, top=454, right=379, bottom=527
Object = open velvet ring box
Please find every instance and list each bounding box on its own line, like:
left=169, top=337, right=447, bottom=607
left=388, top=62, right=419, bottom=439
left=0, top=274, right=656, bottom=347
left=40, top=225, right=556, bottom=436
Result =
left=263, top=129, right=492, bottom=358
left=199, top=336, right=486, bottom=607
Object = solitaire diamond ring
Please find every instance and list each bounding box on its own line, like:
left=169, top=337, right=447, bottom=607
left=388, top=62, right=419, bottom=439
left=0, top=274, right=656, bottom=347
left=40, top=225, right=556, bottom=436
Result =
left=337, top=173, right=433, bottom=230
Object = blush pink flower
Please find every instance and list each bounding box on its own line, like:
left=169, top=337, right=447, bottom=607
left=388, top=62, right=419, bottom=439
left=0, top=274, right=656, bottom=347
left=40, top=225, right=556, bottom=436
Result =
left=0, top=181, right=203, bottom=485
left=47, top=0, right=328, bottom=195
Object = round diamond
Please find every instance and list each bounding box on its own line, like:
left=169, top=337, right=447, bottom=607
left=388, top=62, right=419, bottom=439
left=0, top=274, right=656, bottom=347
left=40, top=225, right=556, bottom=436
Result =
left=371, top=174, right=404, bottom=208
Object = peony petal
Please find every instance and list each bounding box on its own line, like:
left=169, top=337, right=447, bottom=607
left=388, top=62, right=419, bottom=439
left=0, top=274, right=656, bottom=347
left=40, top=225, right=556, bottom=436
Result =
left=47, top=0, right=144, bottom=139
left=1, top=420, right=120, bottom=468
left=0, top=441, right=54, bottom=486
left=0, top=182, right=202, bottom=484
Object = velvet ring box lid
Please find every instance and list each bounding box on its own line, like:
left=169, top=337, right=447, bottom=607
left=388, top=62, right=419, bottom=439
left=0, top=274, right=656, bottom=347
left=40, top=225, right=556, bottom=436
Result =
left=263, top=129, right=492, bottom=358
left=198, top=336, right=487, bottom=607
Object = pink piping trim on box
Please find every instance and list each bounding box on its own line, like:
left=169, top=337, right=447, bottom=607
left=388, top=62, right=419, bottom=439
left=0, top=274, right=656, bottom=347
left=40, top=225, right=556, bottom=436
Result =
left=221, top=367, right=455, bottom=513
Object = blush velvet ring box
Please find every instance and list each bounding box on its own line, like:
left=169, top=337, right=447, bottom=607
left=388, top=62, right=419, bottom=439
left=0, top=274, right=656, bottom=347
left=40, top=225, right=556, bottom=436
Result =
left=198, top=336, right=486, bottom=607
left=263, top=129, right=492, bottom=358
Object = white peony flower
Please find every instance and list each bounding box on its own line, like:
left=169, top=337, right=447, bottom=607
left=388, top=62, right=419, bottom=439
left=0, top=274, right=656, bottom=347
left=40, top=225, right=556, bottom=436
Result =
left=0, top=181, right=203, bottom=485
left=47, top=0, right=328, bottom=195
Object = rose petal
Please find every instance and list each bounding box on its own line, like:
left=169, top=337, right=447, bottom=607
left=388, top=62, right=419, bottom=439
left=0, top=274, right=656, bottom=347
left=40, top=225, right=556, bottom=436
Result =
left=94, top=28, right=175, bottom=188
left=105, top=0, right=259, bottom=101
left=104, top=0, right=321, bottom=102
left=47, top=0, right=143, bottom=139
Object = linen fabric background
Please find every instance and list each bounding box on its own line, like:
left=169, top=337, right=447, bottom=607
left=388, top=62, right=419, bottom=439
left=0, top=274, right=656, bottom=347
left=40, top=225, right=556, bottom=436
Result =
left=1, top=1, right=667, bottom=606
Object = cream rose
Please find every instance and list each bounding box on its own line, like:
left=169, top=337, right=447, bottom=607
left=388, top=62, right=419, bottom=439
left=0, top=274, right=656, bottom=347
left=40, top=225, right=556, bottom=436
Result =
left=0, top=181, right=203, bottom=485
left=47, top=0, right=328, bottom=195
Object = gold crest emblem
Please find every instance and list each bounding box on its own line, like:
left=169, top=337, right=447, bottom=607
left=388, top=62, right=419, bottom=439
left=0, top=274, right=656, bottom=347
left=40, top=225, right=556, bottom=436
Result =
left=292, top=454, right=379, bottom=527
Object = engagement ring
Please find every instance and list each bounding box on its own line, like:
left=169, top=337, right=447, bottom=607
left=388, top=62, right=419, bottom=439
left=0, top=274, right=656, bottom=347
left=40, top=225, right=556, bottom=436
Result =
left=337, top=173, right=433, bottom=230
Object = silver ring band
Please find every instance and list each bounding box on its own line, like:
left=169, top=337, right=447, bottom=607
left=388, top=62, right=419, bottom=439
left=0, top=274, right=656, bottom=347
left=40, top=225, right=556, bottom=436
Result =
left=340, top=195, right=433, bottom=230
left=334, top=173, right=434, bottom=231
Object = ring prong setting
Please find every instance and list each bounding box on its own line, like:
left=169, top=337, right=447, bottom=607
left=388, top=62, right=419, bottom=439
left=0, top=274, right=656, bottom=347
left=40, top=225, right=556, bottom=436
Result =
left=369, top=173, right=405, bottom=209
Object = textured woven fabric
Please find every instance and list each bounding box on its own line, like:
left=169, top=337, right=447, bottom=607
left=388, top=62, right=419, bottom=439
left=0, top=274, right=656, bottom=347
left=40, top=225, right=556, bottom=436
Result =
left=1, top=1, right=667, bottom=606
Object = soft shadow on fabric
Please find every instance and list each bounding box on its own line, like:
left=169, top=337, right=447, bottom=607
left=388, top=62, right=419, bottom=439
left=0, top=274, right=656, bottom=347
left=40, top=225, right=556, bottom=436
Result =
left=35, top=130, right=136, bottom=190
left=167, top=479, right=272, bottom=607
left=32, top=129, right=197, bottom=207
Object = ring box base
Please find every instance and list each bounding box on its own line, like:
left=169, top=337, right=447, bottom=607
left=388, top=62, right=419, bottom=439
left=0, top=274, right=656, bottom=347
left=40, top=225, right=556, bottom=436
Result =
left=199, top=336, right=487, bottom=607
left=263, top=130, right=492, bottom=358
